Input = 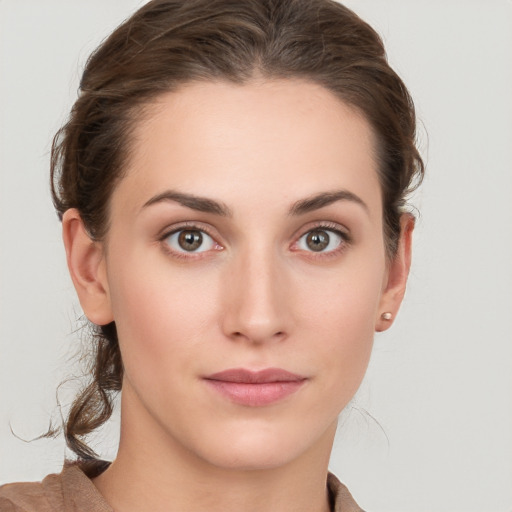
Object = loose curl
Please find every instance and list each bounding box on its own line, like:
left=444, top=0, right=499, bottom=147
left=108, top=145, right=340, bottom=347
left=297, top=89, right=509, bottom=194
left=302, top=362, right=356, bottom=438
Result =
left=50, top=0, right=424, bottom=461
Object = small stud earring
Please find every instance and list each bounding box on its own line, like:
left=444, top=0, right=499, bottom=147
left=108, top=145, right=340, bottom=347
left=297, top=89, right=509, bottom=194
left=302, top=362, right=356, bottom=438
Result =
left=381, top=312, right=392, bottom=321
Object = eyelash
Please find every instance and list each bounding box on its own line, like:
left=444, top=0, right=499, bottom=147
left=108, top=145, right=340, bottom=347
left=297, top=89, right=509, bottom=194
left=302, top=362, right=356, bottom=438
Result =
left=159, top=221, right=351, bottom=260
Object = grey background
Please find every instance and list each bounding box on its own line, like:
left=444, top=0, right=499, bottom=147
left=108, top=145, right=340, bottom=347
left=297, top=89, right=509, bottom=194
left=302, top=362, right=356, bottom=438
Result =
left=1, top=1, right=511, bottom=510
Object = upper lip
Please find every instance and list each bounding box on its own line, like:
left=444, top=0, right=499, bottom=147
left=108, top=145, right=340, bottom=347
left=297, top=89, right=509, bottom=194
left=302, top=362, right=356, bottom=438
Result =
left=205, top=368, right=306, bottom=384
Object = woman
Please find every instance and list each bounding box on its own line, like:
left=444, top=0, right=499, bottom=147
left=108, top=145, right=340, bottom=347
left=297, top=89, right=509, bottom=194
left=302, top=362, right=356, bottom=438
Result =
left=0, top=0, right=423, bottom=510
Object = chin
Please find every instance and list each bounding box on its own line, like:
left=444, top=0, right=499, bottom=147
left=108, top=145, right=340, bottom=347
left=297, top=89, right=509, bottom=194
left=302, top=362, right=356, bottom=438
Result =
left=187, top=420, right=336, bottom=472
left=202, top=440, right=302, bottom=472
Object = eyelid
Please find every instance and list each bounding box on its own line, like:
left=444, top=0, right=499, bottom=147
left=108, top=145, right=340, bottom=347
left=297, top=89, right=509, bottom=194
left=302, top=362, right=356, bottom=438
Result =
left=295, top=221, right=351, bottom=242
left=158, top=221, right=219, bottom=241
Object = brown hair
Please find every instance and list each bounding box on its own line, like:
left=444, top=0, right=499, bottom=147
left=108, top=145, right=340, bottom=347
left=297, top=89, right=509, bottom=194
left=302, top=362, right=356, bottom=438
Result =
left=50, top=0, right=424, bottom=460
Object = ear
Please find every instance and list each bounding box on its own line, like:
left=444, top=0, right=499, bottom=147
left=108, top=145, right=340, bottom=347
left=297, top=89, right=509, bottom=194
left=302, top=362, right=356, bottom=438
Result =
left=375, top=214, right=415, bottom=332
left=62, top=209, right=114, bottom=326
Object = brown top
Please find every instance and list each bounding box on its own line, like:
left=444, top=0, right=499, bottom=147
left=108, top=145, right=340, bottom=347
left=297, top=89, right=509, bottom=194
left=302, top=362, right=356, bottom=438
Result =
left=0, top=462, right=364, bottom=512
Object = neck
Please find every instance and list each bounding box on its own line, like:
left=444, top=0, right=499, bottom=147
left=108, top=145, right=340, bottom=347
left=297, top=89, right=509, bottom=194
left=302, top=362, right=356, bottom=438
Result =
left=93, top=387, right=336, bottom=512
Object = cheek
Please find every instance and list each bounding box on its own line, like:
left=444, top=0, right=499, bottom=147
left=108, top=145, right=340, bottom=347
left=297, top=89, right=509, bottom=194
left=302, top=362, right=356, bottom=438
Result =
left=293, top=253, right=385, bottom=399
left=297, top=249, right=385, bottom=334
left=106, top=248, right=220, bottom=378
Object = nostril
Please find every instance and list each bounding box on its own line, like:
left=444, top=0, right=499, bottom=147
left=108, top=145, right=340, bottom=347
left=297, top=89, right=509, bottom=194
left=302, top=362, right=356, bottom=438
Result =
left=229, top=330, right=286, bottom=343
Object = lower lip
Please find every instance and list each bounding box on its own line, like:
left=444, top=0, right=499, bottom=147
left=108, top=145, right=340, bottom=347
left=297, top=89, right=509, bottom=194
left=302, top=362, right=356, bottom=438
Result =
left=205, top=380, right=306, bottom=406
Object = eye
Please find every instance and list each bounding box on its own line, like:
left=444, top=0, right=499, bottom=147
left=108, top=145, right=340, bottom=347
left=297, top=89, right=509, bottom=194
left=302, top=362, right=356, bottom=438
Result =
left=296, top=228, right=345, bottom=253
left=164, top=229, right=216, bottom=253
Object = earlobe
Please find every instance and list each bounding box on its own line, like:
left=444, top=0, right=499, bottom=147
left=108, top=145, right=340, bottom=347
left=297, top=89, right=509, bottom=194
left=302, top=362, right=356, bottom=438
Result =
left=375, top=214, right=415, bottom=332
left=62, top=209, right=114, bottom=326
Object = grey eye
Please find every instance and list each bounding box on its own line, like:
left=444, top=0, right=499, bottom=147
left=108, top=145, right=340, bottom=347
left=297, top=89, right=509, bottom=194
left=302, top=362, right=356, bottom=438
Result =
left=165, top=229, right=215, bottom=252
left=306, top=230, right=329, bottom=251
left=297, top=229, right=344, bottom=253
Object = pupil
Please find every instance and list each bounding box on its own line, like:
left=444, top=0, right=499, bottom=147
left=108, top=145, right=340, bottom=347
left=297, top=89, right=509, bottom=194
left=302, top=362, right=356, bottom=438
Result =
left=307, top=230, right=329, bottom=252
left=178, top=230, right=202, bottom=251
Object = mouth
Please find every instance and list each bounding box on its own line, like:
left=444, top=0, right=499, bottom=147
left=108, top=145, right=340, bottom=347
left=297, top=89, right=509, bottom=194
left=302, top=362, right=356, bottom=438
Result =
left=203, top=368, right=307, bottom=407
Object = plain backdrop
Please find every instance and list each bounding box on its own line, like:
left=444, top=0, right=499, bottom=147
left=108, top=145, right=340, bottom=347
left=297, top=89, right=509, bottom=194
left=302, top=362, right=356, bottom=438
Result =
left=0, top=1, right=511, bottom=511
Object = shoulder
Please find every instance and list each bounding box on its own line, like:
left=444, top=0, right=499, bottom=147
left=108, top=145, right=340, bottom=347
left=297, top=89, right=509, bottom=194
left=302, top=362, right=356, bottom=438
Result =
left=327, top=472, right=365, bottom=512
left=0, top=471, right=64, bottom=512
left=0, top=461, right=112, bottom=512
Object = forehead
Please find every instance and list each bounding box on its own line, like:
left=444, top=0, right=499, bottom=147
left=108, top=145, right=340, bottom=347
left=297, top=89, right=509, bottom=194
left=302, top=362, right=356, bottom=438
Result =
left=114, top=79, right=382, bottom=218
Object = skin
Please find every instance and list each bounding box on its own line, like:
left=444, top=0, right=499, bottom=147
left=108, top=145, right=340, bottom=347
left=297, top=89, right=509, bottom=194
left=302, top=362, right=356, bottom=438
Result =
left=63, top=79, right=413, bottom=512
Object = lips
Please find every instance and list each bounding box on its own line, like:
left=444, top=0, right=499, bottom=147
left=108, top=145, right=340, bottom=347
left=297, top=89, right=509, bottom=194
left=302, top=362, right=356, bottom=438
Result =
left=204, top=368, right=307, bottom=406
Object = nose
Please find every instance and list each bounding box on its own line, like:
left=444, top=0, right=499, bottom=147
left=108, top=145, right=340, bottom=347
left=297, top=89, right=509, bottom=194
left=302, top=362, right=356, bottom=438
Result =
left=221, top=247, right=290, bottom=344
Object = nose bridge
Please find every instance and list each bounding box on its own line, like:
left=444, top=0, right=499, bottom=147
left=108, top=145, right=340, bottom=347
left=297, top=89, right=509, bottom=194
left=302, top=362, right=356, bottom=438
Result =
left=222, top=240, right=288, bottom=343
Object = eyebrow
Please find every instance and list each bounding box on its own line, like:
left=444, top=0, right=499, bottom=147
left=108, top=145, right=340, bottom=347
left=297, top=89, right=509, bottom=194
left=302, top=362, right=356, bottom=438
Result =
left=142, top=190, right=233, bottom=216
left=141, top=188, right=368, bottom=217
left=289, top=189, right=369, bottom=216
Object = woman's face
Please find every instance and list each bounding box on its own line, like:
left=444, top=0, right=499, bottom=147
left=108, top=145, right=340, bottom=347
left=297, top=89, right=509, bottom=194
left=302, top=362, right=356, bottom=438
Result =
left=71, top=79, right=408, bottom=471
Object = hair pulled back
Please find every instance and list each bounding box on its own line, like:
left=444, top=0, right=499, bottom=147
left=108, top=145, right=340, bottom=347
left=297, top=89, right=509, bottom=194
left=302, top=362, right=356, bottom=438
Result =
left=50, top=0, right=424, bottom=461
